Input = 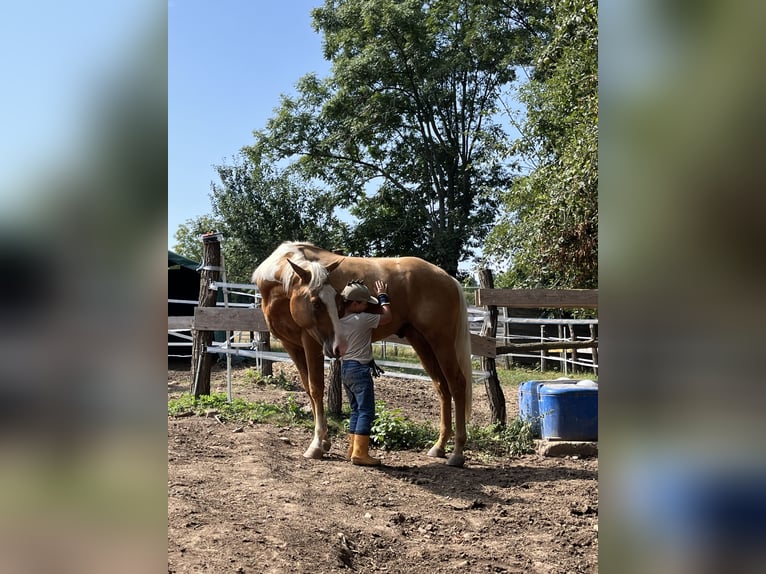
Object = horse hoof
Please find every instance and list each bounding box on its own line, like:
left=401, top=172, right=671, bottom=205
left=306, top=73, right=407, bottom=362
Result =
left=427, top=445, right=446, bottom=458
left=446, top=453, right=465, bottom=467
left=303, top=446, right=325, bottom=459
left=321, top=440, right=332, bottom=453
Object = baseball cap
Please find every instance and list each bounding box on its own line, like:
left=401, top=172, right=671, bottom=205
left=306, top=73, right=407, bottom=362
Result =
left=341, top=281, right=378, bottom=304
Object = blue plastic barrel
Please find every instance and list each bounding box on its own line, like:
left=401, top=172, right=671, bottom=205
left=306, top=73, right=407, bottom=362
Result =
left=518, top=379, right=577, bottom=438
left=538, top=383, right=598, bottom=441
left=518, top=381, right=545, bottom=437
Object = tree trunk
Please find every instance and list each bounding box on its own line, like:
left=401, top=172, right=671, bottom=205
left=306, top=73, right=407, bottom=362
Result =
left=479, top=269, right=506, bottom=425
left=327, top=359, right=342, bottom=416
left=191, top=233, right=222, bottom=397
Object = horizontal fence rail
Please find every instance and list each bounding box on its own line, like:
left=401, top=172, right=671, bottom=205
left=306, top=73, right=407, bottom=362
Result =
left=476, top=288, right=598, bottom=309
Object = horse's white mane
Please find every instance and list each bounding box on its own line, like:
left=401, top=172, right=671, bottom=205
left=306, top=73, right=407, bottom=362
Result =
left=252, top=241, right=328, bottom=293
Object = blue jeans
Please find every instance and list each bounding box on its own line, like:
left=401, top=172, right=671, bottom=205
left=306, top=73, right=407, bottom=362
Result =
left=342, top=360, right=376, bottom=436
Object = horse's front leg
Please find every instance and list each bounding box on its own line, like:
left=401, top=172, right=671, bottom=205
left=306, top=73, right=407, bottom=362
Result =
left=302, top=342, right=331, bottom=459
left=282, top=342, right=329, bottom=459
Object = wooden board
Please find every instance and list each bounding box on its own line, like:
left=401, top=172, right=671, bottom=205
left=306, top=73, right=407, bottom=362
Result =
left=168, top=316, right=193, bottom=330
left=476, top=289, right=598, bottom=309
left=471, top=333, right=497, bottom=358
left=381, top=333, right=495, bottom=358
left=192, top=307, right=269, bottom=332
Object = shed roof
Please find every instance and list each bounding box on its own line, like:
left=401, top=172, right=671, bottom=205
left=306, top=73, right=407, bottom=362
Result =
left=168, top=250, right=200, bottom=271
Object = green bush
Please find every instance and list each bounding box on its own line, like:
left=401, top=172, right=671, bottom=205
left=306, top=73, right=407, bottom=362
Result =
left=369, top=401, right=436, bottom=451
left=468, top=417, right=536, bottom=458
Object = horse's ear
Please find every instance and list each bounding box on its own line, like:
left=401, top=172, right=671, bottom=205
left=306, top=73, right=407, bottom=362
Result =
left=325, top=260, right=341, bottom=274
left=287, top=259, right=311, bottom=284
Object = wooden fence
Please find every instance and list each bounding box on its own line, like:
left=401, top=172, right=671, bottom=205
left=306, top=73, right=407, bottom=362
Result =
left=474, top=269, right=597, bottom=423
left=169, top=285, right=597, bottom=424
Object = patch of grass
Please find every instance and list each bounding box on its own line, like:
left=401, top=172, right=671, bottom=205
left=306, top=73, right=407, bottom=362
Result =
left=243, top=368, right=296, bottom=390
left=468, top=417, right=536, bottom=458
left=368, top=399, right=536, bottom=459
left=327, top=409, right=353, bottom=436
left=168, top=392, right=310, bottom=426
left=370, top=401, right=437, bottom=451
left=370, top=344, right=422, bottom=367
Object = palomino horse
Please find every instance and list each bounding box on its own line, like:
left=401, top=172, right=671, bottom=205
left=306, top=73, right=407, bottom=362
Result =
left=252, top=241, right=473, bottom=467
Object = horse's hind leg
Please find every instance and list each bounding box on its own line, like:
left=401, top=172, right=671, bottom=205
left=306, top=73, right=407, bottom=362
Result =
left=405, top=330, right=454, bottom=461
left=428, top=371, right=467, bottom=467
left=406, top=327, right=468, bottom=467
left=427, top=379, right=454, bottom=460
left=432, top=349, right=468, bottom=467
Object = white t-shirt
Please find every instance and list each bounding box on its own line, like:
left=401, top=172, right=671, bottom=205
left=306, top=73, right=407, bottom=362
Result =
left=339, top=312, right=381, bottom=362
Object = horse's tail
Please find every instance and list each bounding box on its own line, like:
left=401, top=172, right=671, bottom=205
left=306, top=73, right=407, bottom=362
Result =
left=454, top=278, right=473, bottom=424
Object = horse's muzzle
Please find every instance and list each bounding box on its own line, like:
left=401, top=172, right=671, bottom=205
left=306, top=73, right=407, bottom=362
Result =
left=328, top=341, right=347, bottom=359
left=325, top=342, right=341, bottom=359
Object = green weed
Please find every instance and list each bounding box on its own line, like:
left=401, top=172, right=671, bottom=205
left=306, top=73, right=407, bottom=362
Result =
left=169, top=392, right=304, bottom=426
left=243, top=368, right=296, bottom=390
left=369, top=401, right=437, bottom=451
left=283, top=394, right=312, bottom=424
left=468, top=417, right=536, bottom=458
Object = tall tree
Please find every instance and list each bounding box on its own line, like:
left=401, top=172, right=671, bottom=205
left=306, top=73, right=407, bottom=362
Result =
left=172, top=214, right=222, bottom=264
left=487, top=0, right=598, bottom=288
left=250, top=0, right=537, bottom=276
left=210, top=152, right=348, bottom=281
left=172, top=153, right=347, bottom=282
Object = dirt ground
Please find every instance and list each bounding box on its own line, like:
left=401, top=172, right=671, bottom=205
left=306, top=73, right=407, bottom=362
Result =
left=168, top=361, right=598, bottom=573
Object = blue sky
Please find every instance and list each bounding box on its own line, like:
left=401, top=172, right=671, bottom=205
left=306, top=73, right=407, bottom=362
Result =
left=169, top=1, right=331, bottom=249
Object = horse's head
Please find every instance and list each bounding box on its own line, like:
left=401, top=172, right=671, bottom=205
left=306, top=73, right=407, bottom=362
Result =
left=286, top=259, right=346, bottom=358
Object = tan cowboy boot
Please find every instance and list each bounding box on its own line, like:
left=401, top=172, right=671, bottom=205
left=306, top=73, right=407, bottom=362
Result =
left=346, top=433, right=355, bottom=460
left=351, top=434, right=382, bottom=466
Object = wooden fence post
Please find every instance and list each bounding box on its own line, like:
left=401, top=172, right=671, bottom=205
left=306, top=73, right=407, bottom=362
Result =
left=479, top=269, right=506, bottom=425
left=568, top=323, right=576, bottom=371
left=190, top=233, right=221, bottom=397
left=558, top=324, right=567, bottom=376
left=502, top=307, right=511, bottom=369
left=327, top=359, right=342, bottom=416
left=589, top=323, right=598, bottom=376
left=255, top=331, right=272, bottom=377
